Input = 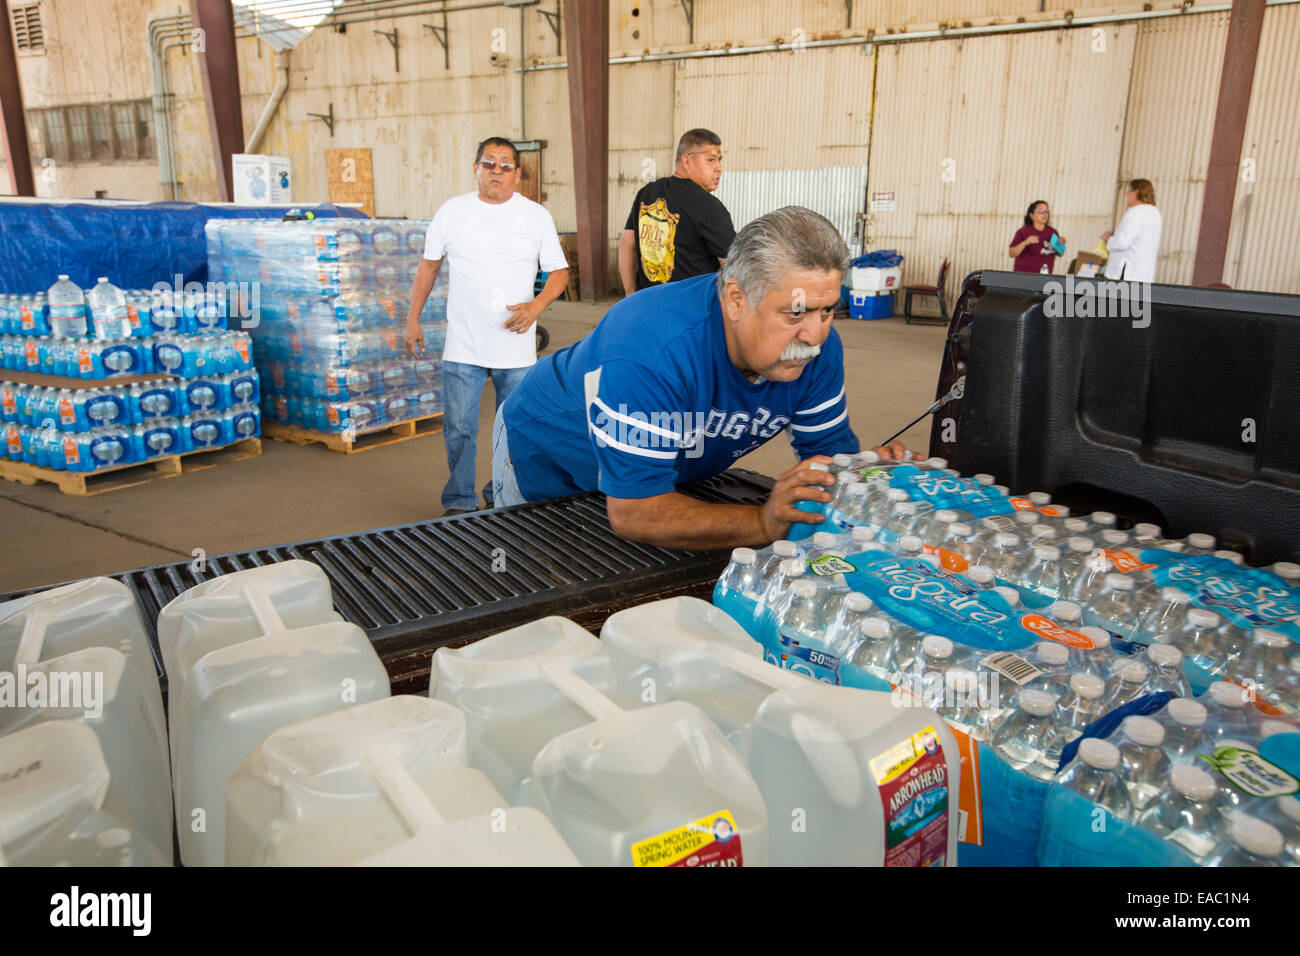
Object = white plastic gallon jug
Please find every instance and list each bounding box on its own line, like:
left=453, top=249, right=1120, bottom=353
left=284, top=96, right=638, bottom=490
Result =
left=157, top=561, right=389, bottom=867
left=602, top=597, right=962, bottom=866
left=0, top=721, right=167, bottom=866
left=430, top=616, right=622, bottom=804
left=227, top=695, right=579, bottom=866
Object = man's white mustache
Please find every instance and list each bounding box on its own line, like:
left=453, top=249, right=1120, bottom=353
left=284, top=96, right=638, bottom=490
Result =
left=779, top=341, right=822, bottom=362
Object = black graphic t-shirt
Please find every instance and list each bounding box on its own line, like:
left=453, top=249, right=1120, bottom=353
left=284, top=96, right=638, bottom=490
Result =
left=624, top=176, right=735, bottom=290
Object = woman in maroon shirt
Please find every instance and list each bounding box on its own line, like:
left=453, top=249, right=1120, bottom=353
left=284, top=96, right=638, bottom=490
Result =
left=1009, top=200, right=1066, bottom=273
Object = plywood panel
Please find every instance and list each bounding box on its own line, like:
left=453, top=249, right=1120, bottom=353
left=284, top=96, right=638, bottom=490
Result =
left=325, top=147, right=375, bottom=217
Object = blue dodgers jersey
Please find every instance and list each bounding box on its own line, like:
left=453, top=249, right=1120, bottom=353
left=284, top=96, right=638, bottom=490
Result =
left=501, top=273, right=860, bottom=501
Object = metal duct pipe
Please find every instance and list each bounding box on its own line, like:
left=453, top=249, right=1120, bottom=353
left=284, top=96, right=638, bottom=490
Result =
left=245, top=50, right=291, bottom=153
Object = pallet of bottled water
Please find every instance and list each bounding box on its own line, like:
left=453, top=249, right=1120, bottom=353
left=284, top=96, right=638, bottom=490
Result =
left=206, top=219, right=447, bottom=435
left=712, top=450, right=1299, bottom=866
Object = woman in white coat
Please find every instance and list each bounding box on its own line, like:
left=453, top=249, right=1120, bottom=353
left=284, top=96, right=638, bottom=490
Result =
left=1102, top=179, right=1162, bottom=282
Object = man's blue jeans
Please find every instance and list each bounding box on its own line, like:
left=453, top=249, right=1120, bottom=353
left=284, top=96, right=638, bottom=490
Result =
left=441, top=360, right=530, bottom=511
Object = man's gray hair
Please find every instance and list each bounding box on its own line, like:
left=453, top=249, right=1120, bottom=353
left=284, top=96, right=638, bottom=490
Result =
left=716, top=206, right=850, bottom=305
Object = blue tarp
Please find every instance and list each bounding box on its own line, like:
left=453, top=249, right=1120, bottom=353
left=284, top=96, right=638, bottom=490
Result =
left=0, top=200, right=369, bottom=294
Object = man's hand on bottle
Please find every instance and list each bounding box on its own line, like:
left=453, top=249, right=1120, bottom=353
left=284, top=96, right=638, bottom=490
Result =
left=758, top=456, right=835, bottom=541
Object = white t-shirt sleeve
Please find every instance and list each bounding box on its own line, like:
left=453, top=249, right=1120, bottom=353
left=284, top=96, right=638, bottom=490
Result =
left=537, top=209, right=568, bottom=273
left=422, top=202, right=452, bottom=260
left=1107, top=206, right=1140, bottom=252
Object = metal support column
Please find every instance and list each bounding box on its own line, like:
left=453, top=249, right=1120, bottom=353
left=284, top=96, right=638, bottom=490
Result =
left=0, top=7, right=35, bottom=196
left=189, top=0, right=245, bottom=202
left=562, top=0, right=609, bottom=300
left=1192, top=0, right=1266, bottom=287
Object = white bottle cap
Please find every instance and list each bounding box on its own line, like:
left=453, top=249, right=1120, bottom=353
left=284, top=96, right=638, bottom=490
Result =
left=939, top=468, right=961, bottom=477
left=994, top=532, right=1020, bottom=548
left=774, top=540, right=799, bottom=557
left=1123, top=715, right=1164, bottom=747
left=1078, top=737, right=1120, bottom=769
left=992, top=586, right=1021, bottom=606
left=1101, top=529, right=1129, bottom=546
left=899, top=534, right=923, bottom=552
left=812, top=532, right=838, bottom=548
left=896, top=502, right=918, bottom=515
left=1279, top=796, right=1300, bottom=824
left=1064, top=518, right=1089, bottom=534
left=1051, top=506, right=1072, bottom=518
left=1028, top=491, right=1052, bottom=506
left=846, top=481, right=868, bottom=497
left=1228, top=815, right=1283, bottom=857
left=835, top=471, right=857, bottom=485
left=780, top=558, right=805, bottom=576
left=926, top=457, right=949, bottom=469
left=1186, top=608, right=1221, bottom=629
left=1031, top=526, right=1056, bottom=541
left=945, top=667, right=978, bottom=693
left=1169, top=764, right=1217, bottom=801
left=859, top=450, right=880, bottom=464
left=1213, top=550, right=1244, bottom=566
left=1051, top=600, right=1082, bottom=623
left=1252, top=628, right=1290, bottom=648
left=1208, top=681, right=1247, bottom=708
left=1187, top=532, right=1216, bottom=550
left=1159, top=586, right=1190, bottom=604
left=934, top=509, right=959, bottom=523
left=1035, top=641, right=1070, bottom=667
left=1117, top=661, right=1149, bottom=684
left=1020, top=689, right=1058, bottom=715
left=1104, top=573, right=1135, bottom=591
left=862, top=618, right=892, bottom=639
left=809, top=462, right=830, bottom=472
left=731, top=547, right=757, bottom=565
left=1067, top=536, right=1095, bottom=552
left=851, top=525, right=876, bottom=542
left=973, top=473, right=995, bottom=486
left=1080, top=626, right=1111, bottom=649
left=1132, top=522, right=1161, bottom=539
left=844, top=592, right=873, bottom=613
left=1167, top=697, right=1208, bottom=727
left=949, top=522, right=973, bottom=537
left=887, top=488, right=910, bottom=502
left=1091, top=511, right=1116, bottom=527
left=1147, top=643, right=1183, bottom=668
left=790, top=579, right=817, bottom=600
left=966, top=565, right=995, bottom=585
left=1015, top=511, right=1041, bottom=525
left=1033, top=543, right=1062, bottom=561
left=1260, top=720, right=1300, bottom=739
left=1271, top=561, right=1300, bottom=581
left=58, top=273, right=69, bottom=280
left=922, top=634, right=954, bottom=659
left=992, top=484, right=1010, bottom=496
left=1070, top=673, right=1105, bottom=698
left=981, top=517, right=1003, bottom=531
left=832, top=453, right=854, bottom=468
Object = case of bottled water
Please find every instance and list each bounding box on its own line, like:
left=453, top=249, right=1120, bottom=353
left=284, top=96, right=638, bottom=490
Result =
left=206, top=219, right=447, bottom=434
left=430, top=616, right=770, bottom=867
left=226, top=695, right=580, bottom=866
left=156, top=561, right=390, bottom=866
left=601, top=597, right=961, bottom=866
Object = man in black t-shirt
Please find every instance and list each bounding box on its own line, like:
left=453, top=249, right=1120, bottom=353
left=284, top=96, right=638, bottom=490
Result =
left=619, top=128, right=736, bottom=295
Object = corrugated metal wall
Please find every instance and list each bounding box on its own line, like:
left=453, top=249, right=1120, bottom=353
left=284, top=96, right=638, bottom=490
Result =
left=1117, top=11, right=1229, bottom=287
left=1225, top=2, right=1300, bottom=292
left=867, top=25, right=1137, bottom=296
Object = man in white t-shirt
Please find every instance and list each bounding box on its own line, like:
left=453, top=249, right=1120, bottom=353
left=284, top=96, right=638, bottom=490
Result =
left=405, top=137, right=569, bottom=515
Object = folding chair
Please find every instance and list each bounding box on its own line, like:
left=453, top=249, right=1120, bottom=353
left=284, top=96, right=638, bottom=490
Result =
left=903, top=258, right=949, bottom=325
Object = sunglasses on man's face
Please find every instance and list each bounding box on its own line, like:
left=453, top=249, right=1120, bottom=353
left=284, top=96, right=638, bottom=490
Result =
left=477, top=160, right=517, bottom=173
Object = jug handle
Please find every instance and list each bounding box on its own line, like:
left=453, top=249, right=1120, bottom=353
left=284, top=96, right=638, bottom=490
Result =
left=243, top=584, right=286, bottom=636
left=363, top=749, right=444, bottom=836
left=14, top=605, right=51, bottom=667
left=538, top=662, right=623, bottom=722
left=714, top=645, right=806, bottom=692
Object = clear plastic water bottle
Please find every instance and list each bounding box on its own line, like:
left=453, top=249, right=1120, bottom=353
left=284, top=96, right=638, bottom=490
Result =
left=843, top=525, right=878, bottom=556
left=1135, top=764, right=1223, bottom=862
left=1076, top=626, right=1114, bottom=678
left=1019, top=543, right=1065, bottom=599
left=774, top=579, right=837, bottom=683
left=1087, top=573, right=1141, bottom=639
left=1103, top=660, right=1155, bottom=711
left=907, top=634, right=955, bottom=704
left=1182, top=532, right=1217, bottom=555
left=943, top=521, right=980, bottom=568
left=1146, top=643, right=1194, bottom=698
left=1138, top=586, right=1191, bottom=645
left=881, top=501, right=919, bottom=541
left=86, top=277, right=130, bottom=339
left=1260, top=657, right=1300, bottom=715
left=1203, top=681, right=1254, bottom=741
left=894, top=533, right=924, bottom=561
left=47, top=275, right=88, bottom=337
left=1173, top=608, right=1227, bottom=685
left=847, top=617, right=895, bottom=682
left=1070, top=547, right=1117, bottom=607
left=755, top=557, right=808, bottom=647
left=991, top=688, right=1065, bottom=781
left=1057, top=672, right=1107, bottom=739
left=713, top=547, right=763, bottom=629
left=1207, top=814, right=1286, bottom=867
left=868, top=486, right=911, bottom=527
left=984, top=532, right=1022, bottom=582
left=1227, top=628, right=1292, bottom=693
left=921, top=508, right=960, bottom=548
left=1058, top=737, right=1132, bottom=820
left=1116, top=715, right=1171, bottom=812
left=960, top=565, right=994, bottom=591
left=825, top=591, right=874, bottom=657
left=831, top=481, right=872, bottom=530
left=1160, top=697, right=1208, bottom=762
left=886, top=619, right=926, bottom=676
left=1059, top=536, right=1098, bottom=590
left=934, top=667, right=989, bottom=739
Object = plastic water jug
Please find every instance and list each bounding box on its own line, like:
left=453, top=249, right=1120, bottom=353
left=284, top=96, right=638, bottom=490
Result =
left=226, top=695, right=580, bottom=866
left=0, top=721, right=167, bottom=866
left=601, top=597, right=961, bottom=866
left=156, top=560, right=390, bottom=866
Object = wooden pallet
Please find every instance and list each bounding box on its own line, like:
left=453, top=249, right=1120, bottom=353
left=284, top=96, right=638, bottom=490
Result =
left=0, top=438, right=261, bottom=497
left=262, top=413, right=443, bottom=454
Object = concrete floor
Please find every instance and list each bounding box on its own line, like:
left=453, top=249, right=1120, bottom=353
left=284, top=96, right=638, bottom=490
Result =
left=0, top=302, right=949, bottom=594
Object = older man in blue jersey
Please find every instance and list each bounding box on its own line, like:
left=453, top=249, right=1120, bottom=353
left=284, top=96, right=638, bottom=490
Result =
left=491, top=205, right=906, bottom=549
